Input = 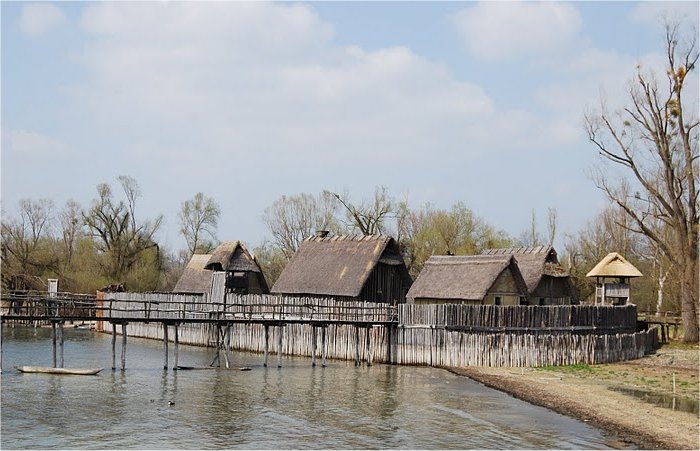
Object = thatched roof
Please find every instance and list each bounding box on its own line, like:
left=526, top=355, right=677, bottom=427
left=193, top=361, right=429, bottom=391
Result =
left=481, top=246, right=569, bottom=294
left=172, top=254, right=214, bottom=293
left=271, top=234, right=409, bottom=297
left=173, top=241, right=268, bottom=293
left=586, top=253, right=643, bottom=278
left=406, top=255, right=528, bottom=302
left=205, top=240, right=261, bottom=273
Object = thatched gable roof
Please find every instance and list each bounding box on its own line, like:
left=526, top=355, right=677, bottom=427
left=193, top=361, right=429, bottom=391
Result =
left=586, top=253, right=643, bottom=278
left=173, top=241, right=268, bottom=294
left=481, top=246, right=568, bottom=294
left=406, top=255, right=528, bottom=302
left=205, top=240, right=261, bottom=273
left=172, top=254, right=214, bottom=293
left=271, top=234, right=408, bottom=297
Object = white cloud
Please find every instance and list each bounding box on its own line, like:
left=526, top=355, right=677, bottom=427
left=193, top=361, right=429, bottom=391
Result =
left=19, top=3, right=66, bottom=35
left=7, top=1, right=617, bottom=248
left=453, top=1, right=583, bottom=62
left=630, top=2, right=699, bottom=28
left=71, top=0, right=571, bottom=176
left=1, top=128, right=71, bottom=157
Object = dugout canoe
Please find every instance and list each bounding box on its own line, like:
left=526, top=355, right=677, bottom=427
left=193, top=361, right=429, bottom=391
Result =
left=16, top=366, right=103, bottom=375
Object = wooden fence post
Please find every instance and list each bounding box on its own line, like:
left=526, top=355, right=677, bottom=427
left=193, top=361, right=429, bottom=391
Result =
left=59, top=321, right=64, bottom=368
left=174, top=323, right=179, bottom=369
left=111, top=324, right=117, bottom=370
left=163, top=323, right=169, bottom=370
left=321, top=326, right=327, bottom=367
left=121, top=323, right=127, bottom=371
left=277, top=325, right=284, bottom=368
left=264, top=324, right=270, bottom=367
left=311, top=326, right=317, bottom=367
left=51, top=321, right=57, bottom=368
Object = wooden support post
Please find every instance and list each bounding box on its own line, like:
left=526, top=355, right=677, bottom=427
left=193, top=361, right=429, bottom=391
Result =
left=277, top=325, right=283, bottom=368
left=355, top=326, right=360, bottom=367
left=223, top=325, right=231, bottom=369
left=163, top=323, right=169, bottom=370
left=366, top=326, right=373, bottom=366
left=264, top=324, right=270, bottom=367
left=59, top=322, right=64, bottom=368
left=311, top=326, right=317, bottom=367
left=210, top=325, right=221, bottom=368
left=1, top=319, right=4, bottom=373
left=52, top=321, right=57, bottom=368
left=387, top=325, right=393, bottom=365
left=121, top=323, right=127, bottom=371
left=321, top=326, right=327, bottom=368
left=111, top=324, right=117, bottom=370
left=174, top=324, right=179, bottom=369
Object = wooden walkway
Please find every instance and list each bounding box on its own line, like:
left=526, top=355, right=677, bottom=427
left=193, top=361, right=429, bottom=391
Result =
left=1, top=291, right=657, bottom=372
left=0, top=290, right=396, bottom=372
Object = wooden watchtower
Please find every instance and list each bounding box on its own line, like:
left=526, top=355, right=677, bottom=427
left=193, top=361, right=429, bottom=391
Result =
left=586, top=253, right=642, bottom=305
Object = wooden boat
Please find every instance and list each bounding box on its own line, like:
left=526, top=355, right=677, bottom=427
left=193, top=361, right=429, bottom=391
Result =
left=174, top=365, right=251, bottom=371
left=16, top=366, right=103, bottom=375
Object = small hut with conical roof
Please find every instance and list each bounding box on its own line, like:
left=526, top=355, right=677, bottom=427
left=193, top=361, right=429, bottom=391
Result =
left=586, top=252, right=642, bottom=305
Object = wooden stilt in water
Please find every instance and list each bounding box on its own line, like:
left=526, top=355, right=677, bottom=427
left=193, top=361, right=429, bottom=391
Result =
left=111, top=324, right=117, bottom=370
left=59, top=322, right=64, bottom=368
left=277, top=325, right=283, bottom=368
left=366, top=326, right=373, bottom=366
left=0, top=319, right=3, bottom=373
left=264, top=324, right=270, bottom=367
left=121, top=323, right=127, bottom=371
left=311, top=326, right=317, bottom=367
left=223, top=325, right=231, bottom=369
left=354, top=325, right=360, bottom=367
left=52, top=321, right=57, bottom=368
left=321, top=326, right=327, bottom=367
left=163, top=323, right=169, bottom=369
left=209, top=325, right=221, bottom=368
left=174, top=324, right=179, bottom=369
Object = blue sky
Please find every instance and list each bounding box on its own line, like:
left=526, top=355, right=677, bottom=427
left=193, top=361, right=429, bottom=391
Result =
left=2, top=1, right=698, bottom=254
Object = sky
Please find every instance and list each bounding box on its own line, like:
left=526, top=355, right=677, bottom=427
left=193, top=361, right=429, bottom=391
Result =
left=2, top=0, right=698, bottom=255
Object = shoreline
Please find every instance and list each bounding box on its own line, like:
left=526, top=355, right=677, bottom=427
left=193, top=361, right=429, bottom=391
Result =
left=442, top=347, right=699, bottom=450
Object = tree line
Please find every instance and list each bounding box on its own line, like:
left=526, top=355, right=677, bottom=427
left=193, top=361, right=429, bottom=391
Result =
left=1, top=23, right=696, bottom=341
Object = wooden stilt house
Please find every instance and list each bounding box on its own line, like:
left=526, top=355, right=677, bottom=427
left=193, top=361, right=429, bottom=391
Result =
left=406, top=255, right=529, bottom=305
left=481, top=246, right=577, bottom=305
left=271, top=233, right=413, bottom=304
left=173, top=241, right=269, bottom=295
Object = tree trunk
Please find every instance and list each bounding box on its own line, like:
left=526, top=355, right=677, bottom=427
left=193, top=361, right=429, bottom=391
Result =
left=681, top=255, right=699, bottom=342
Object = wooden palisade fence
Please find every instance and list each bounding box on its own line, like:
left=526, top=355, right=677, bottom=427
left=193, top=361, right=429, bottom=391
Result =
left=93, top=293, right=657, bottom=367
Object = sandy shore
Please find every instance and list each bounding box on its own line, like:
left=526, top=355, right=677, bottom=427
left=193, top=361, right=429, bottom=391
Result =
left=443, top=345, right=699, bottom=450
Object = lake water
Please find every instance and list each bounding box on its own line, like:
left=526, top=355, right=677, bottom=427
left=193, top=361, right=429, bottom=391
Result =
left=1, top=326, right=633, bottom=449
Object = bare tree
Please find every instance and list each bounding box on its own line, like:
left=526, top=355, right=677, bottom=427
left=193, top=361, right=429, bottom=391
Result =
left=1, top=198, right=57, bottom=287
left=179, top=192, right=221, bottom=257
left=58, top=199, right=83, bottom=265
left=262, top=192, right=342, bottom=259
left=326, top=186, right=394, bottom=235
left=585, top=23, right=698, bottom=341
left=83, top=177, right=163, bottom=281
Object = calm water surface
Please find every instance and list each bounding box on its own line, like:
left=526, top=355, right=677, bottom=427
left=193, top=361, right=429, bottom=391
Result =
left=1, top=326, right=633, bottom=449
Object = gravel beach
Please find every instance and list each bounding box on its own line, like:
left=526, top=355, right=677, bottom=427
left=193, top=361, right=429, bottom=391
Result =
left=444, top=345, right=699, bottom=450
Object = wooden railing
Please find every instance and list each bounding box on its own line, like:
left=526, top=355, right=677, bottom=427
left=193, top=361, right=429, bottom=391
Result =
left=0, top=291, right=397, bottom=324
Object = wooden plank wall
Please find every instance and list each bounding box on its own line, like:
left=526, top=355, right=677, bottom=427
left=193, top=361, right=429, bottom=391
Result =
left=399, top=304, right=638, bottom=332
left=99, top=293, right=654, bottom=367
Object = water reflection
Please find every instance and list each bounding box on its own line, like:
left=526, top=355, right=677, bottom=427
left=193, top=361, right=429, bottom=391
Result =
left=610, top=386, right=698, bottom=414
left=1, top=326, right=633, bottom=449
